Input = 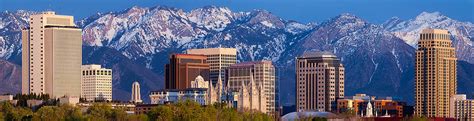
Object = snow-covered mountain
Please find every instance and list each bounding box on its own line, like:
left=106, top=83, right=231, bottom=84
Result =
left=277, top=13, right=416, bottom=103
left=0, top=7, right=472, bottom=104
left=383, top=12, right=474, bottom=63
left=0, top=10, right=34, bottom=63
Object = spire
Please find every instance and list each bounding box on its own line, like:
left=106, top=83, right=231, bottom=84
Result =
left=250, top=72, right=257, bottom=92
left=366, top=100, right=373, bottom=117
left=208, top=79, right=215, bottom=105
left=217, top=76, right=223, bottom=101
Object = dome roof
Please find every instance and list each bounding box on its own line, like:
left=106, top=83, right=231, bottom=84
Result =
left=281, top=111, right=338, bottom=120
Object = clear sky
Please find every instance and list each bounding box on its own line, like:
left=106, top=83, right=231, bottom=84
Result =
left=1, top=0, right=473, bottom=24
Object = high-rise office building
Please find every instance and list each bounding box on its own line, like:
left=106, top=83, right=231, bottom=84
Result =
left=296, top=52, right=344, bottom=112
left=415, top=29, right=457, bottom=117
left=21, top=11, right=82, bottom=98
left=131, top=81, right=142, bottom=103
left=165, top=54, right=210, bottom=89
left=186, top=47, right=237, bottom=86
left=227, top=61, right=276, bottom=114
left=450, top=94, right=474, bottom=120
left=81, top=64, right=113, bottom=101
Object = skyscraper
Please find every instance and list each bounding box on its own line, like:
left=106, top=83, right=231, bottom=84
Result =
left=186, top=47, right=237, bottom=86
left=165, top=54, right=210, bottom=89
left=415, top=29, right=457, bottom=117
left=227, top=61, right=276, bottom=115
left=81, top=64, right=113, bottom=101
left=131, top=81, right=142, bottom=103
left=296, top=52, right=344, bottom=112
left=21, top=11, right=82, bottom=98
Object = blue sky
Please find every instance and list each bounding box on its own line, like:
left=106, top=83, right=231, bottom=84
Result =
left=1, top=0, right=473, bottom=24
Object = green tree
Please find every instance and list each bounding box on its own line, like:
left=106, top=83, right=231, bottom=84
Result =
left=339, top=108, right=356, bottom=118
left=86, top=103, right=114, bottom=121
left=127, top=114, right=148, bottom=121
left=219, top=108, right=242, bottom=121
left=148, top=105, right=174, bottom=121
left=7, top=107, right=33, bottom=121
left=111, top=107, right=128, bottom=121
left=59, top=104, right=85, bottom=121
left=33, top=106, right=65, bottom=120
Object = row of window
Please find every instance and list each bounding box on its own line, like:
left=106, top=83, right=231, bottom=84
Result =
left=82, top=70, right=112, bottom=76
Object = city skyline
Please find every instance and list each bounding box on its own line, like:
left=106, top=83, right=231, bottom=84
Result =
left=0, top=6, right=470, bottom=105
left=0, top=1, right=473, bottom=120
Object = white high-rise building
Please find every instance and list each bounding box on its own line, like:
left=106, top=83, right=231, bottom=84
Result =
left=21, top=11, right=82, bottom=98
left=81, top=64, right=112, bottom=101
left=186, top=47, right=237, bottom=86
left=131, top=81, right=142, bottom=103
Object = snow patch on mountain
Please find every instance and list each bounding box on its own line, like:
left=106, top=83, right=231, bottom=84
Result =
left=382, top=11, right=474, bottom=63
left=260, top=21, right=275, bottom=28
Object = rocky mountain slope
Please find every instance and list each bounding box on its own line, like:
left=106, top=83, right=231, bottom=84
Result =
left=0, top=59, right=21, bottom=94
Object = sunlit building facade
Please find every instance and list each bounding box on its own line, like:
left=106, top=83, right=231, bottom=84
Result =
left=21, top=11, right=82, bottom=98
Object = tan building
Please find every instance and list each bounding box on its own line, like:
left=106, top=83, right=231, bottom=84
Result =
left=227, top=61, right=276, bottom=115
left=21, top=11, right=82, bottom=98
left=81, top=64, right=112, bottom=101
left=296, top=52, right=344, bottom=112
left=187, top=47, right=237, bottom=86
left=415, top=29, right=457, bottom=117
left=450, top=94, right=474, bottom=120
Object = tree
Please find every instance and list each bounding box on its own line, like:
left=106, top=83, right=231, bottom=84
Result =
left=111, top=107, right=128, bottom=121
left=7, top=107, right=33, bottom=121
left=86, top=103, right=114, bottom=121
left=127, top=114, right=148, bottom=121
left=339, top=108, right=356, bottom=118
left=148, top=105, right=174, bottom=121
left=33, top=106, right=65, bottom=120
left=59, top=104, right=85, bottom=121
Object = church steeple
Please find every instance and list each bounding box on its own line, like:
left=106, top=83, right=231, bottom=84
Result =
left=217, top=75, right=223, bottom=101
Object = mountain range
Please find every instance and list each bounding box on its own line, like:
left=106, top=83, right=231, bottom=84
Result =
left=0, top=6, right=472, bottom=105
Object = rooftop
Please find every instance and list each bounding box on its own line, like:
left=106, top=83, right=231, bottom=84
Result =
left=151, top=88, right=208, bottom=93
left=229, top=61, right=272, bottom=67
left=421, top=28, right=449, bottom=34
left=300, top=51, right=337, bottom=58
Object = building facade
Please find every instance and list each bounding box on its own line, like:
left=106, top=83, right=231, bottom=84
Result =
left=227, top=61, right=276, bottom=114
left=21, top=11, right=82, bottom=98
left=296, top=52, right=344, bottom=112
left=149, top=88, right=209, bottom=105
left=131, top=82, right=142, bottom=103
left=165, top=54, right=210, bottom=89
left=450, top=94, right=474, bottom=120
left=81, top=64, right=112, bottom=101
left=415, top=29, right=457, bottom=117
left=337, top=94, right=406, bottom=118
left=187, top=47, right=237, bottom=86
